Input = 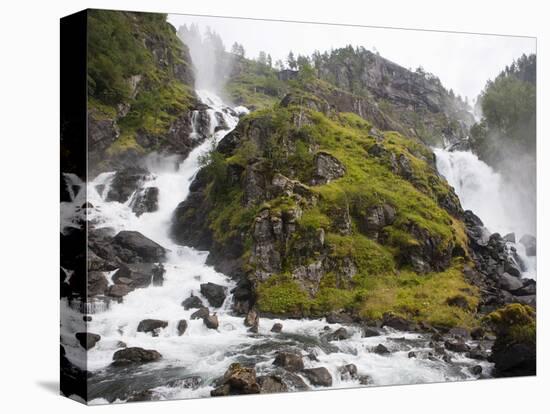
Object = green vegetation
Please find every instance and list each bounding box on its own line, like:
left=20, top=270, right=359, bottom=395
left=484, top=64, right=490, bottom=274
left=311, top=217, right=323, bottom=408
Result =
left=486, top=303, right=536, bottom=346
left=87, top=10, right=195, bottom=154
left=200, top=96, right=476, bottom=326
left=225, top=57, right=287, bottom=109
left=470, top=54, right=536, bottom=166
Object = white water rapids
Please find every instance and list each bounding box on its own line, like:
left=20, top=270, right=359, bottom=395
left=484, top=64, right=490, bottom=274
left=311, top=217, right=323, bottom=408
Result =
left=61, top=91, right=492, bottom=404
left=434, top=148, right=536, bottom=279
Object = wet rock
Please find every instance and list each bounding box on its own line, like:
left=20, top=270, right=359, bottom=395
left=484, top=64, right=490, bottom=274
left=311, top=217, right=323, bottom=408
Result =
left=200, top=282, right=227, bottom=308
left=211, top=363, right=260, bottom=396
left=106, top=166, right=149, bottom=203
left=374, top=344, right=390, bottom=355
left=258, top=375, right=288, bottom=394
left=181, top=294, right=204, bottom=310
left=339, top=364, right=358, bottom=380
left=444, top=339, right=470, bottom=353
left=113, top=263, right=165, bottom=290
left=112, top=231, right=167, bottom=263
left=382, top=313, right=415, bottom=331
left=408, top=351, right=417, bottom=358
left=302, top=367, right=333, bottom=387
left=328, top=327, right=350, bottom=341
left=88, top=271, right=109, bottom=297
left=467, top=346, right=488, bottom=361
left=108, top=283, right=134, bottom=298
left=131, top=187, right=159, bottom=217
left=358, top=375, right=372, bottom=385
left=271, top=323, right=283, bottom=333
left=519, top=234, right=536, bottom=257
left=469, top=365, right=483, bottom=376
left=75, top=332, right=101, bottom=350
left=273, top=351, right=304, bottom=372
left=310, top=152, right=346, bottom=185
left=137, top=319, right=168, bottom=336
left=499, top=272, right=523, bottom=291
left=112, top=347, right=161, bottom=366
left=278, top=371, right=310, bottom=391
left=513, top=279, right=536, bottom=296
left=326, top=311, right=354, bottom=324
left=83, top=315, right=92, bottom=322
left=177, top=320, right=188, bottom=336
left=363, top=327, right=382, bottom=337
left=190, top=307, right=209, bottom=320
left=244, top=308, right=259, bottom=331
left=204, top=314, right=219, bottom=330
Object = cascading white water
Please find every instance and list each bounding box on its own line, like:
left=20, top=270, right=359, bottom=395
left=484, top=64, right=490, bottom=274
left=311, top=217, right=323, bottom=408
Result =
left=434, top=148, right=536, bottom=279
left=61, top=92, right=491, bottom=404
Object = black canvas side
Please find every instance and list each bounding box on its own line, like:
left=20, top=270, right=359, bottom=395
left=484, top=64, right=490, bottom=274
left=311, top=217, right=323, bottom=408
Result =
left=60, top=9, right=88, bottom=404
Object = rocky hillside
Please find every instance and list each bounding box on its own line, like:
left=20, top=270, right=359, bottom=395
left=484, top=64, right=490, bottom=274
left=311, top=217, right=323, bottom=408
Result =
left=224, top=46, right=475, bottom=147
left=87, top=10, right=199, bottom=174
left=172, top=81, right=482, bottom=329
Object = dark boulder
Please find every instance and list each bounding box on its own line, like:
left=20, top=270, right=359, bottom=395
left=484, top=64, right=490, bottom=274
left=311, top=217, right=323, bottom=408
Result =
left=112, top=347, right=161, bottom=365
left=113, top=263, right=165, bottom=290
left=359, top=203, right=396, bottom=239
left=244, top=308, right=259, bottom=332
left=137, top=319, right=168, bottom=336
left=326, top=311, right=354, bottom=324
left=108, top=284, right=134, bottom=298
left=382, top=313, right=415, bottom=331
left=258, top=375, right=289, bottom=394
left=204, top=314, right=219, bottom=330
left=177, top=320, right=188, bottom=335
left=181, top=294, right=204, bottom=310
left=112, top=231, right=167, bottom=263
left=328, top=327, right=350, bottom=341
left=271, top=323, right=283, bottom=333
left=75, top=332, right=101, bottom=350
left=211, top=363, right=260, bottom=396
left=363, top=327, right=382, bottom=337
left=190, top=307, right=210, bottom=320
left=302, top=367, right=333, bottom=387
left=469, top=365, right=483, bottom=376
left=273, top=351, right=304, bottom=372
left=127, top=389, right=160, bottom=402
left=444, top=339, right=470, bottom=353
left=374, top=344, right=390, bottom=355
left=200, top=282, right=227, bottom=308
left=338, top=364, right=358, bottom=380
left=88, top=271, right=108, bottom=297
left=499, top=272, right=523, bottom=292
left=487, top=304, right=536, bottom=377
left=131, top=187, right=159, bottom=217
left=106, top=166, right=149, bottom=203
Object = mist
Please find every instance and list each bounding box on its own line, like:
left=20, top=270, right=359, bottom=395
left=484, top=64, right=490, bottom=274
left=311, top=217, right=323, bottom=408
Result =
left=177, top=24, right=234, bottom=94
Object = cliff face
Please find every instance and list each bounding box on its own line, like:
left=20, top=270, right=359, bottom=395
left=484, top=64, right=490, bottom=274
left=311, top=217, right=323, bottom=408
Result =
left=315, top=47, right=475, bottom=145
left=86, top=10, right=199, bottom=175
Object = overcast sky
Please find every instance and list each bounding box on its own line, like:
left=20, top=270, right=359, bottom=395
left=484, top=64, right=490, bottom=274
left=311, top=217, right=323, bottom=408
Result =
left=168, top=14, right=536, bottom=101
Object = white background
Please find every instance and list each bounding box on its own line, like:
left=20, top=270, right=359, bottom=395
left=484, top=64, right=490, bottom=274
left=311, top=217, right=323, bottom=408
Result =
left=0, top=0, right=547, bottom=412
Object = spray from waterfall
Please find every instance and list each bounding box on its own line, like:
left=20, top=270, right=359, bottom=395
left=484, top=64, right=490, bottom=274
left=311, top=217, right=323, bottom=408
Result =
left=177, top=24, right=233, bottom=94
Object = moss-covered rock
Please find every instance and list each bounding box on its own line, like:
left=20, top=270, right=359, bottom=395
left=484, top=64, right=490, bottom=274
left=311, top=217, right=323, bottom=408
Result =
left=173, top=89, right=479, bottom=328
left=87, top=10, right=198, bottom=173
left=486, top=304, right=536, bottom=377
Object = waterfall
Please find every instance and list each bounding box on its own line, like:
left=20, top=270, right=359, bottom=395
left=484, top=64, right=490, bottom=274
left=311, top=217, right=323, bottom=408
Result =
left=434, top=148, right=536, bottom=279
left=61, top=92, right=493, bottom=404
